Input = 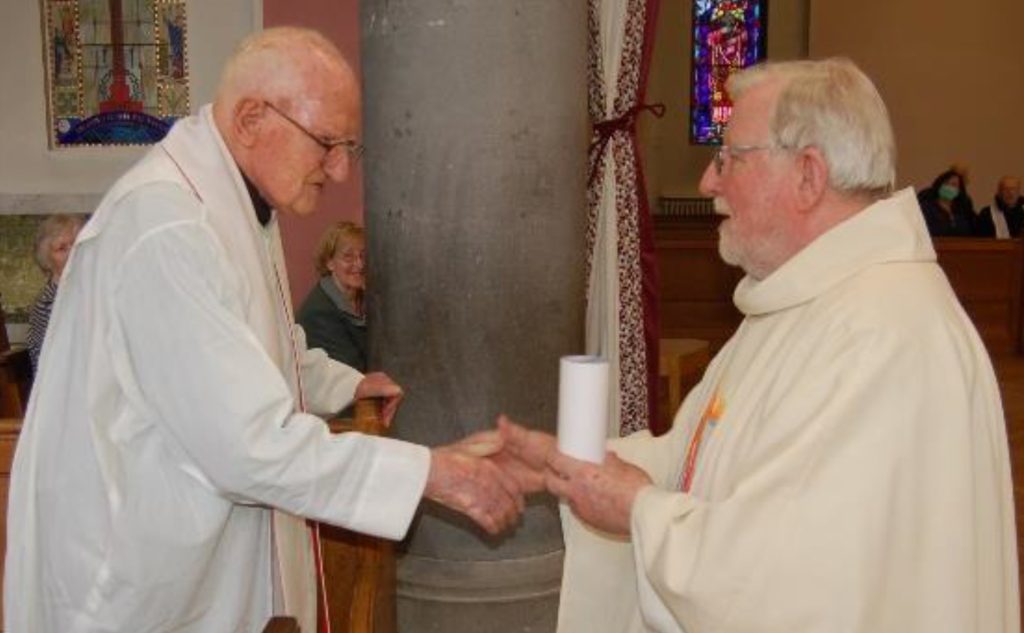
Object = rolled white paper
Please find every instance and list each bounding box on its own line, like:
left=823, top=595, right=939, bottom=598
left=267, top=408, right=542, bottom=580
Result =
left=557, top=355, right=609, bottom=464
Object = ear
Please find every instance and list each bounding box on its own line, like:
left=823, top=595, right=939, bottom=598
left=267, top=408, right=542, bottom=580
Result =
left=232, top=98, right=266, bottom=148
left=793, top=146, right=829, bottom=213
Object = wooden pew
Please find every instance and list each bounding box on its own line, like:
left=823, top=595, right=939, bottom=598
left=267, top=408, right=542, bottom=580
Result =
left=655, top=216, right=1024, bottom=355
left=933, top=237, right=1024, bottom=354
left=654, top=217, right=742, bottom=352
left=322, top=399, right=396, bottom=633
left=0, top=349, right=31, bottom=419
left=0, top=400, right=396, bottom=633
left=1, top=418, right=20, bottom=630
left=263, top=616, right=301, bottom=633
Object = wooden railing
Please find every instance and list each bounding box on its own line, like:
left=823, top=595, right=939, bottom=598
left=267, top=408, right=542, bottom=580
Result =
left=0, top=399, right=395, bottom=633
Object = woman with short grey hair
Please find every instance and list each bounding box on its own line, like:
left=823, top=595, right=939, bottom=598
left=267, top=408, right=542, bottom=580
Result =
left=26, top=213, right=85, bottom=373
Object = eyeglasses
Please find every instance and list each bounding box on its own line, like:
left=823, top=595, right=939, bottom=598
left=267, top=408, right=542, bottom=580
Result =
left=336, top=250, right=366, bottom=265
left=264, top=101, right=365, bottom=164
left=712, top=143, right=791, bottom=175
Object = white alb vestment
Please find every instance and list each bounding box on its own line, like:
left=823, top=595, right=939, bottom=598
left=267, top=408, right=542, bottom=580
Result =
left=558, top=189, right=1019, bottom=632
left=5, top=107, right=431, bottom=633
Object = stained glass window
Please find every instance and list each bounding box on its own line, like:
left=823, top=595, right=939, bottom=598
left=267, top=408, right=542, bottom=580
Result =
left=41, top=0, right=190, bottom=148
left=690, top=0, right=767, bottom=145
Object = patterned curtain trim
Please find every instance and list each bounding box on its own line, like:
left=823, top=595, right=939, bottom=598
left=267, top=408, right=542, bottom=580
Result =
left=585, top=0, right=661, bottom=436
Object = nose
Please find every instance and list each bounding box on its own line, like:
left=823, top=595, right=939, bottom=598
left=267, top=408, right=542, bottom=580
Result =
left=698, top=160, right=720, bottom=198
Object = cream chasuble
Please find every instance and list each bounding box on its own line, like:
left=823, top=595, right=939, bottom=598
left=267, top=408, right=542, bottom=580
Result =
left=558, top=189, right=1018, bottom=633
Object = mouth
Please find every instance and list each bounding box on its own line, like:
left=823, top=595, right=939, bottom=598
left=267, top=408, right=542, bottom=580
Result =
left=712, top=198, right=732, bottom=217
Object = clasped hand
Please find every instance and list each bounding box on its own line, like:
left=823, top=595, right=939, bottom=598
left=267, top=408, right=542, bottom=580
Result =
left=424, top=415, right=653, bottom=537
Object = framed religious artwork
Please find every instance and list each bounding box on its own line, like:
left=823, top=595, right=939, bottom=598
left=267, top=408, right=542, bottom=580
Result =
left=690, top=0, right=768, bottom=145
left=40, top=0, right=190, bottom=148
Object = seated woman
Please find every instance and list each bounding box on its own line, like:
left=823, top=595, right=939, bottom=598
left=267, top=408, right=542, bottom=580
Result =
left=26, top=213, right=85, bottom=374
left=918, top=168, right=975, bottom=237
left=297, top=221, right=367, bottom=373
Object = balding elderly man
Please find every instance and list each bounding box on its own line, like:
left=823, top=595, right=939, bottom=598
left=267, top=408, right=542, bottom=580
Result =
left=976, top=175, right=1023, bottom=238
left=499, top=58, right=1018, bottom=632
left=5, top=28, right=524, bottom=633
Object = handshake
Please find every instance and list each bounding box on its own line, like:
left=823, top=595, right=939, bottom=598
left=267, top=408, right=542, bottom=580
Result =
left=357, top=372, right=654, bottom=537
left=423, top=415, right=654, bottom=537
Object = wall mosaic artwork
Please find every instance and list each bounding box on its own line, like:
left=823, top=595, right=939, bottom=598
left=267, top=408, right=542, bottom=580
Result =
left=41, top=0, right=190, bottom=148
left=0, top=215, right=49, bottom=323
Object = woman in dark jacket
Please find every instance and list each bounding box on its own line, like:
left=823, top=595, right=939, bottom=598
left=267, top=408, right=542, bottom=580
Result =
left=296, top=221, right=366, bottom=373
left=917, top=169, right=975, bottom=237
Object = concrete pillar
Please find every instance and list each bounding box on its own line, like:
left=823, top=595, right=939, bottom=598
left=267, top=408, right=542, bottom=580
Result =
left=360, top=1, right=588, bottom=631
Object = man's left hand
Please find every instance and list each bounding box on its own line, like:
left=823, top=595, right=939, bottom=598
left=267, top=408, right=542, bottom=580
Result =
left=546, top=450, right=653, bottom=536
left=353, top=372, right=404, bottom=426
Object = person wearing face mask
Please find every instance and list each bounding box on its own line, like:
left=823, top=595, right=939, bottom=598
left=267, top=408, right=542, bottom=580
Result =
left=297, top=221, right=368, bottom=373
left=25, top=213, right=85, bottom=374
left=974, top=176, right=1023, bottom=238
left=918, top=168, right=975, bottom=236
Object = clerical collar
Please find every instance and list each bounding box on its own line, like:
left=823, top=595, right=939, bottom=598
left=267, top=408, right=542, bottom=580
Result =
left=241, top=172, right=274, bottom=226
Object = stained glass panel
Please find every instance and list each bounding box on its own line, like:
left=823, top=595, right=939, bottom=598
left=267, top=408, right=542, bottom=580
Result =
left=41, top=0, right=190, bottom=148
left=690, top=0, right=767, bottom=145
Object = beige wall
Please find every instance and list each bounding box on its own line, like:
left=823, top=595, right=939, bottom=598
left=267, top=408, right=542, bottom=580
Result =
left=0, top=1, right=261, bottom=201
left=809, top=0, right=1024, bottom=203
left=639, top=0, right=1024, bottom=208
left=639, top=0, right=809, bottom=205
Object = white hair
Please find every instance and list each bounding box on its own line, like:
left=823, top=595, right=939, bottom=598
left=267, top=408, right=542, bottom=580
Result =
left=728, top=58, right=896, bottom=196
left=34, top=214, right=85, bottom=273
left=216, top=27, right=349, bottom=108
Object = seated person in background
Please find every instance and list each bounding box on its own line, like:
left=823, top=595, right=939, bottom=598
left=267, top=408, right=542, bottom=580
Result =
left=950, top=161, right=977, bottom=214
left=297, top=221, right=367, bottom=371
left=917, top=168, right=975, bottom=236
left=26, top=213, right=85, bottom=373
left=975, top=175, right=1023, bottom=238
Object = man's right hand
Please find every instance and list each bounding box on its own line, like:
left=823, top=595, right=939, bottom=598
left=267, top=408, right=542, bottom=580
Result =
left=424, top=431, right=526, bottom=535
left=493, top=415, right=556, bottom=494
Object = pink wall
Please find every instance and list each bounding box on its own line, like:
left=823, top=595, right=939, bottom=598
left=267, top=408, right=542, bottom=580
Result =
left=264, top=0, right=363, bottom=305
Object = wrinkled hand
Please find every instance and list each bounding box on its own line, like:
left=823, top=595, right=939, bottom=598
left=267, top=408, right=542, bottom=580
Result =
left=353, top=372, right=403, bottom=426
left=546, top=450, right=653, bottom=536
left=424, top=430, right=526, bottom=535
left=493, top=415, right=557, bottom=494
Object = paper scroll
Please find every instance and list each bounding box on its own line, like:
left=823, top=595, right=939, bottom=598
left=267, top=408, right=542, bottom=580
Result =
left=556, top=355, right=609, bottom=464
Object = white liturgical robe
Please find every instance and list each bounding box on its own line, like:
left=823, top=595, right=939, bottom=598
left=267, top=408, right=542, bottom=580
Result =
left=558, top=189, right=1019, bottom=632
left=4, top=107, right=431, bottom=633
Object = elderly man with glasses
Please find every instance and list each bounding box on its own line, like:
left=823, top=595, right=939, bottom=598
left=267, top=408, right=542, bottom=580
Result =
left=498, top=58, right=1018, bottom=633
left=6, top=27, right=526, bottom=633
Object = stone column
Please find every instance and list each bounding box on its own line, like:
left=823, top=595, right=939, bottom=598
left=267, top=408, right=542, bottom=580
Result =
left=360, top=1, right=588, bottom=631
